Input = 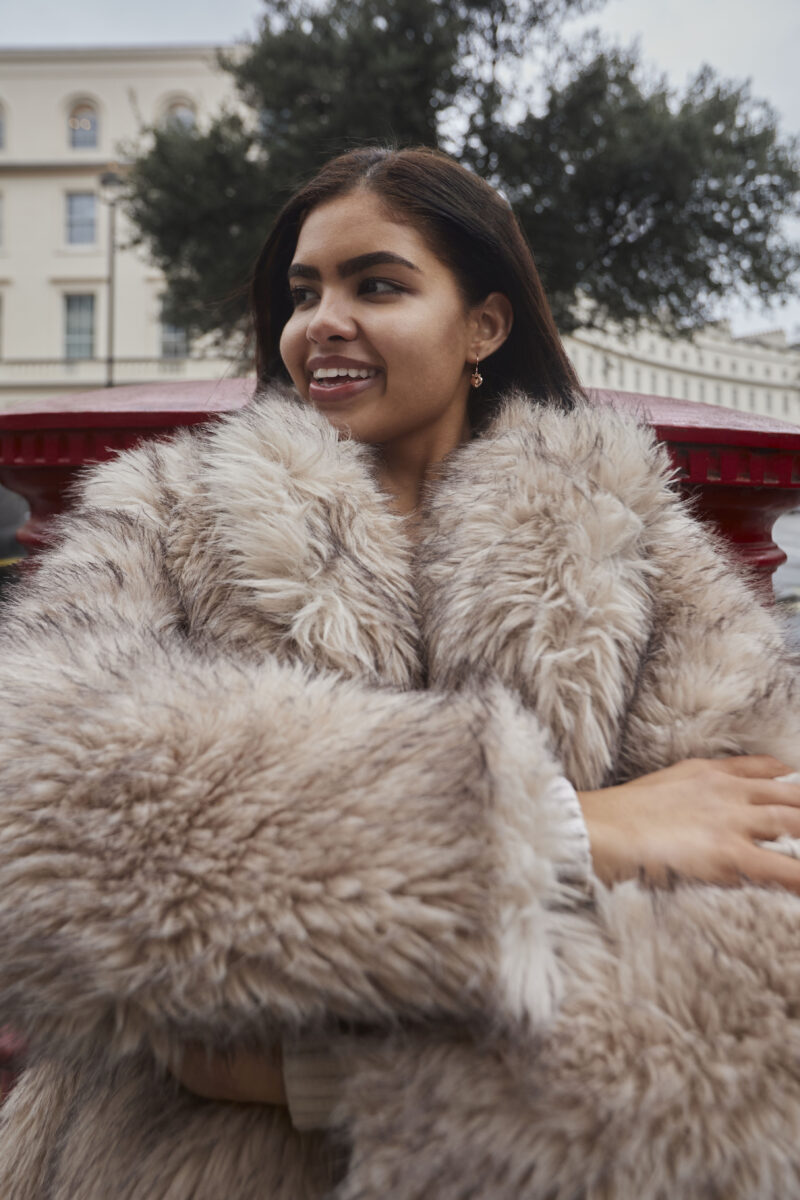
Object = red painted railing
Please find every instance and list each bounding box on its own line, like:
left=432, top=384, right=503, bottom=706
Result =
left=593, top=389, right=800, bottom=596
left=1, top=381, right=800, bottom=595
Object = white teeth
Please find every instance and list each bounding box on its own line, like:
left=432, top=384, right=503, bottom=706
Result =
left=312, top=367, right=377, bottom=380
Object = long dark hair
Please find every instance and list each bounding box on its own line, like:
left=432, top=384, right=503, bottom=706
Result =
left=251, top=145, right=582, bottom=423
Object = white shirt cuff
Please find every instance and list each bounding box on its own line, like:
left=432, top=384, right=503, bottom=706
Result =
left=282, top=1038, right=348, bottom=1132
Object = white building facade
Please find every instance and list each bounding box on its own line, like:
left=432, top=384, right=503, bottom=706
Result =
left=0, top=45, right=241, bottom=403
left=0, top=44, right=799, bottom=416
left=563, top=323, right=800, bottom=423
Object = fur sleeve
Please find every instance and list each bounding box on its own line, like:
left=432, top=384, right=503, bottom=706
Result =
left=0, top=446, right=589, bottom=1060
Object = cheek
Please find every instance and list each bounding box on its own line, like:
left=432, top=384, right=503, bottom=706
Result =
left=279, top=320, right=305, bottom=385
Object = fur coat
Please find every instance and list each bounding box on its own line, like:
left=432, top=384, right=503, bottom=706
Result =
left=0, top=385, right=799, bottom=1200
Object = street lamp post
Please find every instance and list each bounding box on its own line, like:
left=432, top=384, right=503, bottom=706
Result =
left=100, top=170, right=124, bottom=390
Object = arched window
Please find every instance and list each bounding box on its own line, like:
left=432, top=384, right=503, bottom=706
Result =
left=164, top=99, right=196, bottom=131
left=69, top=102, right=98, bottom=149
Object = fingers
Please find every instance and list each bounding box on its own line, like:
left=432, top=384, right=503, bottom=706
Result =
left=746, top=780, right=800, bottom=808
left=744, top=803, right=800, bottom=842
left=708, top=755, right=795, bottom=779
left=736, top=843, right=800, bottom=897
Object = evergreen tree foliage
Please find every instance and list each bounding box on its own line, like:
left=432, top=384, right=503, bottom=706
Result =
left=123, top=0, right=800, bottom=346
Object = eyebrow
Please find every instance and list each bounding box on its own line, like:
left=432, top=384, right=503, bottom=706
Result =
left=287, top=251, right=420, bottom=281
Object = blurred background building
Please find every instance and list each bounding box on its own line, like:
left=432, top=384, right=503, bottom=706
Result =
left=0, top=42, right=798, bottom=413
left=0, top=45, right=239, bottom=404
left=565, top=322, right=800, bottom=419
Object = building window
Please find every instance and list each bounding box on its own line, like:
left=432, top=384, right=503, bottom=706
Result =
left=64, top=294, right=95, bottom=359
left=785, top=395, right=791, bottom=415
left=748, top=390, right=756, bottom=411
left=682, top=378, right=689, bottom=399
left=715, top=385, right=721, bottom=404
left=665, top=374, right=674, bottom=396
left=650, top=371, right=658, bottom=392
left=699, top=381, right=705, bottom=402
left=732, top=387, right=739, bottom=408
left=164, top=99, right=196, bottom=131
left=0, top=104, right=5, bottom=150
left=766, top=392, right=773, bottom=413
left=161, top=320, right=188, bottom=358
left=68, top=102, right=98, bottom=149
left=0, top=192, right=3, bottom=246
left=66, top=192, right=96, bottom=244
left=618, top=362, right=625, bottom=388
left=633, top=366, right=641, bottom=390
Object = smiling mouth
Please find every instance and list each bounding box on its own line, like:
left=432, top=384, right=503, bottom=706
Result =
left=310, top=367, right=379, bottom=386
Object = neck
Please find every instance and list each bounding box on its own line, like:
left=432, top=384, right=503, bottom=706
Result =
left=376, top=409, right=472, bottom=516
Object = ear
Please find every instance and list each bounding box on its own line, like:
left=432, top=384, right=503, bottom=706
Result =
left=469, top=292, right=513, bottom=363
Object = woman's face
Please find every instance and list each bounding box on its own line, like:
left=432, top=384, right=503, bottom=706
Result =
left=279, top=189, right=496, bottom=447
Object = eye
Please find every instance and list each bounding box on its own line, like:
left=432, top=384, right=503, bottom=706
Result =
left=358, top=277, right=405, bottom=297
left=289, top=285, right=318, bottom=309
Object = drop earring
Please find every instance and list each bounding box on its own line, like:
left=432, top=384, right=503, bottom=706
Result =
left=470, top=357, right=483, bottom=389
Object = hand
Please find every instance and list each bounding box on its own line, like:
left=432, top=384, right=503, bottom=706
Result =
left=578, top=756, right=800, bottom=893
left=170, top=1042, right=287, bottom=1106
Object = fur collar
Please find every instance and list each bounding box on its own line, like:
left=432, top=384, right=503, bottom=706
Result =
left=168, top=386, right=676, bottom=788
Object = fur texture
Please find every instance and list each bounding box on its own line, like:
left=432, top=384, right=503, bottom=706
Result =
left=0, top=386, right=799, bottom=1198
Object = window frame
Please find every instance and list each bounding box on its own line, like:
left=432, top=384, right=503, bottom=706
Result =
left=65, top=191, right=97, bottom=246
left=68, top=101, right=99, bottom=150
left=64, top=293, right=96, bottom=361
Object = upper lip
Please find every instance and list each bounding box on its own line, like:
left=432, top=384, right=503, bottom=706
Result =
left=307, top=355, right=381, bottom=375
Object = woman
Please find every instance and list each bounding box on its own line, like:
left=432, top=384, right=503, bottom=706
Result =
left=1, top=145, right=800, bottom=1199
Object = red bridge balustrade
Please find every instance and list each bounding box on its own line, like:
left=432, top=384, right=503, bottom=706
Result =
left=0, top=380, right=800, bottom=1098
left=1, top=381, right=799, bottom=599
left=598, top=389, right=800, bottom=597
left=0, top=378, right=252, bottom=558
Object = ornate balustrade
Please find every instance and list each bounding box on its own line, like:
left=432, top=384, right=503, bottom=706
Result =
left=0, top=356, right=241, bottom=389
left=590, top=389, right=800, bottom=597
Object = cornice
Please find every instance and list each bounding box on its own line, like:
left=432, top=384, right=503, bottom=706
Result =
left=0, top=44, right=228, bottom=62
left=0, top=161, right=126, bottom=174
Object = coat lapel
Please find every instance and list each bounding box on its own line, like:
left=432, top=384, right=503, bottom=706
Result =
left=418, top=394, right=659, bottom=790
left=168, top=388, right=423, bottom=688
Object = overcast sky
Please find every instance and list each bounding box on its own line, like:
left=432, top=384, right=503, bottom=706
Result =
left=3, top=0, right=799, bottom=338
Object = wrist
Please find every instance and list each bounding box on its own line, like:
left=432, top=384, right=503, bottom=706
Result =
left=576, top=788, right=631, bottom=885
left=172, top=1043, right=287, bottom=1106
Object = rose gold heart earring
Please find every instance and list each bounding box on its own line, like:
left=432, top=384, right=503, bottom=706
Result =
left=470, top=357, right=483, bottom=388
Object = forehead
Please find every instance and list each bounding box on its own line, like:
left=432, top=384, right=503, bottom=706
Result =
left=293, top=190, right=435, bottom=266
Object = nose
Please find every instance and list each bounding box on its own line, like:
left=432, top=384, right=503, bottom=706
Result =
left=306, top=291, right=357, bottom=344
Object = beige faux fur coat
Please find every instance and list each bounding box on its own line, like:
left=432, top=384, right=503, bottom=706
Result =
left=1, top=385, right=800, bottom=1199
